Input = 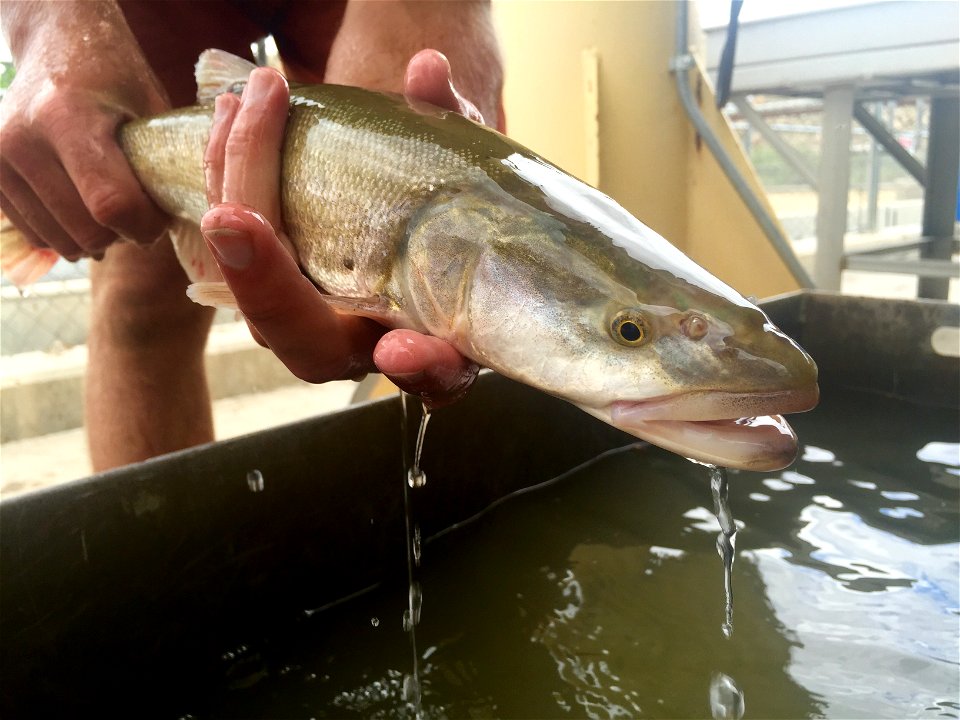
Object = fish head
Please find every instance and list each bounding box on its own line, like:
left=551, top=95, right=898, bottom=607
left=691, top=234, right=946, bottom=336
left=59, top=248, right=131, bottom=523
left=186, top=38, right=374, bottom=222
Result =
left=403, top=158, right=818, bottom=471
left=465, top=242, right=817, bottom=472
left=578, top=295, right=820, bottom=472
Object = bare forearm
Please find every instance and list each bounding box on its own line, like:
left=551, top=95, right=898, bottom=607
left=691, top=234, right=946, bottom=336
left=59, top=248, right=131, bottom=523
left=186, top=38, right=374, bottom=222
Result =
left=86, top=241, right=215, bottom=471
left=325, top=0, right=503, bottom=128
left=2, top=0, right=149, bottom=93
left=2, top=0, right=121, bottom=58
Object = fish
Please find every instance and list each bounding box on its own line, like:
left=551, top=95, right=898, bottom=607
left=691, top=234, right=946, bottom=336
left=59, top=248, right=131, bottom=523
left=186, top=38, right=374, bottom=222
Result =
left=2, top=49, right=818, bottom=471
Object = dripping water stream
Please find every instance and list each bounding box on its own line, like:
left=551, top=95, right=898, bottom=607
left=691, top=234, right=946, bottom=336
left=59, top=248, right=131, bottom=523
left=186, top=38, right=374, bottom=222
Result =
left=710, top=465, right=737, bottom=639
left=400, top=391, right=430, bottom=717
left=703, top=463, right=745, bottom=719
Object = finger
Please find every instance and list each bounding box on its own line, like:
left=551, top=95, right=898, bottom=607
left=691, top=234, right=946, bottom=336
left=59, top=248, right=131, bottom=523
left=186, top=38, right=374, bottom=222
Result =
left=204, top=93, right=241, bottom=208
left=243, top=317, right=269, bottom=348
left=0, top=191, right=47, bottom=250
left=201, top=202, right=383, bottom=382
left=4, top=142, right=117, bottom=254
left=374, top=329, right=478, bottom=409
left=0, top=162, right=82, bottom=259
left=221, top=68, right=289, bottom=232
left=55, top=111, right=168, bottom=244
left=403, top=49, right=485, bottom=125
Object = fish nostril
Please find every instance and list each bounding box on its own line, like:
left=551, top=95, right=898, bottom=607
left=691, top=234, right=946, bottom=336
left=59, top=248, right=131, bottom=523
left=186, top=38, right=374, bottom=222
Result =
left=681, top=313, right=708, bottom=341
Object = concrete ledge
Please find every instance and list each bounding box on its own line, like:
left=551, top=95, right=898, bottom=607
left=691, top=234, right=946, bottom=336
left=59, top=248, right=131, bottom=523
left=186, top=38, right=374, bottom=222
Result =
left=1, top=322, right=307, bottom=443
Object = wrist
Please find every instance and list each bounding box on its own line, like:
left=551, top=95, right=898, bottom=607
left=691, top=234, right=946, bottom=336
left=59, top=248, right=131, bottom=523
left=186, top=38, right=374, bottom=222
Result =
left=3, top=0, right=127, bottom=62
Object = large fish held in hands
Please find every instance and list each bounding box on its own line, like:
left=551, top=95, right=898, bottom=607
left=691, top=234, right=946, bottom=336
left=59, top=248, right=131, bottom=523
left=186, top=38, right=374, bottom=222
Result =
left=3, top=50, right=818, bottom=471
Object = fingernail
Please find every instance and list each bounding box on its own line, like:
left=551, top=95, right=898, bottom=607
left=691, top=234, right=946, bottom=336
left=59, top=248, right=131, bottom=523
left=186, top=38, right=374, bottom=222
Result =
left=203, top=225, right=253, bottom=270
left=212, top=94, right=232, bottom=125
left=243, top=68, right=271, bottom=103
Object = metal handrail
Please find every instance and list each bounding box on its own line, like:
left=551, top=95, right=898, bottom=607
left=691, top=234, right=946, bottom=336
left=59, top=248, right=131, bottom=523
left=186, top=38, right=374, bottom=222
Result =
left=671, top=1, right=815, bottom=289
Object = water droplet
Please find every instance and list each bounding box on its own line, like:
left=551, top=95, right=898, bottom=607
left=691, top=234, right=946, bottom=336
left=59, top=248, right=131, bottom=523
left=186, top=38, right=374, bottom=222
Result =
left=710, top=671, right=745, bottom=719
left=407, top=467, right=427, bottom=488
left=413, top=524, right=422, bottom=566
left=370, top=616, right=379, bottom=628
left=403, top=673, right=421, bottom=705
left=708, top=465, right=737, bottom=639
left=409, top=581, right=423, bottom=627
left=402, top=609, right=413, bottom=632
left=721, top=621, right=734, bottom=639
left=246, top=469, right=264, bottom=492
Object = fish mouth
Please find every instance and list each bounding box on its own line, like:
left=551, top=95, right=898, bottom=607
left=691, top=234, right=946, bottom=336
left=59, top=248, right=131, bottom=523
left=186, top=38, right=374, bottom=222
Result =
left=591, top=387, right=819, bottom=471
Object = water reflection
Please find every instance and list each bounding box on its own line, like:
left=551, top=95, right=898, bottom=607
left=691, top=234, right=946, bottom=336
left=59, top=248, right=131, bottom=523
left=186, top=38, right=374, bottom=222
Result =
left=191, top=390, right=955, bottom=719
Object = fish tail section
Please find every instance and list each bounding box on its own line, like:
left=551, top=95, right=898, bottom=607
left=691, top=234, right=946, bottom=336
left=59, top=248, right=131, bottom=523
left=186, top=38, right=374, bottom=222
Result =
left=195, top=49, right=258, bottom=103
left=0, top=212, right=59, bottom=288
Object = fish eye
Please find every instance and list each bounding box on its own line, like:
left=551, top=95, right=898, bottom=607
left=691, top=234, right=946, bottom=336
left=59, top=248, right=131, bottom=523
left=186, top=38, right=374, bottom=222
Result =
left=611, top=310, right=649, bottom=347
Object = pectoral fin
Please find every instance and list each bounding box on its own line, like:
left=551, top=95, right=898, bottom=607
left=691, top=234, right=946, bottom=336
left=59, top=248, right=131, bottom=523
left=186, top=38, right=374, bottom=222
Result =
left=187, top=281, right=238, bottom=309
left=185, top=283, right=400, bottom=326
left=0, top=214, right=59, bottom=288
left=318, top=293, right=398, bottom=323
left=171, top=219, right=222, bottom=284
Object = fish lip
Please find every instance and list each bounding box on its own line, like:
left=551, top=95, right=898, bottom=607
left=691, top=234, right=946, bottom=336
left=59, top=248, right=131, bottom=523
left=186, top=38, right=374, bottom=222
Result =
left=618, top=414, right=800, bottom=471
left=609, top=386, right=819, bottom=424
left=592, top=388, right=819, bottom=471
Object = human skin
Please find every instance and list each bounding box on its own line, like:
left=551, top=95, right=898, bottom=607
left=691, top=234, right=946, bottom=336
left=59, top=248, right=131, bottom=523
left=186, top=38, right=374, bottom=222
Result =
left=201, top=60, right=482, bottom=405
left=0, top=0, right=503, bottom=470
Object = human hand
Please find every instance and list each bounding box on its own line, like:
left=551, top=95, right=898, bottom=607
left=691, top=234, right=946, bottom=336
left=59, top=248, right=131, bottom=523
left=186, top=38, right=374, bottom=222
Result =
left=201, top=63, right=479, bottom=408
left=0, top=0, right=169, bottom=261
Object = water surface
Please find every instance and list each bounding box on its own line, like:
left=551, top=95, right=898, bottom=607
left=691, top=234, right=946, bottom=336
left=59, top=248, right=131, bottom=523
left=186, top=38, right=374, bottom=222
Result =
left=189, top=389, right=959, bottom=719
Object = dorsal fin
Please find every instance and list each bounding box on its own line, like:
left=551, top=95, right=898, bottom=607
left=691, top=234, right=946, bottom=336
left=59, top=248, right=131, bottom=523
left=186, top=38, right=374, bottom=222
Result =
left=195, top=49, right=257, bottom=103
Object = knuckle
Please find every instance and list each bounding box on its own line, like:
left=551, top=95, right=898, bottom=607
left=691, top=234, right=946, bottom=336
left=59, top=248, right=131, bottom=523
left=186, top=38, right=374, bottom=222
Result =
left=76, top=226, right=116, bottom=253
left=85, top=184, right=139, bottom=231
left=0, top=118, right=23, bottom=147
left=224, top=120, right=263, bottom=155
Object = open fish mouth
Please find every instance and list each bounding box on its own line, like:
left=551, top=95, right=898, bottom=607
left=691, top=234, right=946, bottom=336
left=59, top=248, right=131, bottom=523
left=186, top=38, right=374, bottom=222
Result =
left=598, top=388, right=820, bottom=471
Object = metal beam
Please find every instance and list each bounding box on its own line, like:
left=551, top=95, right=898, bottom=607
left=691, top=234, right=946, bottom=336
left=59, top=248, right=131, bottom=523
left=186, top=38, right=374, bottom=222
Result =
left=853, top=103, right=926, bottom=187
left=918, top=96, right=960, bottom=299
left=733, top=97, right=819, bottom=189
left=844, top=255, right=959, bottom=278
left=814, top=85, right=855, bottom=291
left=845, top=237, right=957, bottom=257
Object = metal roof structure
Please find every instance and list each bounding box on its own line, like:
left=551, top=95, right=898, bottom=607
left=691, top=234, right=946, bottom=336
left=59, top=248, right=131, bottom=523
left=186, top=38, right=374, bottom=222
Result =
left=701, top=0, right=958, bottom=298
left=704, top=0, right=959, bottom=99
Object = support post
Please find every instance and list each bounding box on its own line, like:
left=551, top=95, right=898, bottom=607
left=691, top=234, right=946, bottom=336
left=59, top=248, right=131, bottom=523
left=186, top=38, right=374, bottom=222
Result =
left=864, top=103, right=882, bottom=232
left=918, top=95, right=959, bottom=299
left=815, top=85, right=855, bottom=291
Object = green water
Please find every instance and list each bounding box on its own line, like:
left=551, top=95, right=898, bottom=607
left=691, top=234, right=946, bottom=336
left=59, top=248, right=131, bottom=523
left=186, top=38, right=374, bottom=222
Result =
left=189, top=389, right=959, bottom=719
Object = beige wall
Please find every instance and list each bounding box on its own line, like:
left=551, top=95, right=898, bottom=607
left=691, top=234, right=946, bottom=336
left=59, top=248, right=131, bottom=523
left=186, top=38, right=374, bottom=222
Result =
left=492, top=0, right=801, bottom=298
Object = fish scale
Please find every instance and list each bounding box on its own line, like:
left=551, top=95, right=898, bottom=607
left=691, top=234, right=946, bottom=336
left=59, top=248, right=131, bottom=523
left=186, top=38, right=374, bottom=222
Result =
left=281, top=85, right=505, bottom=298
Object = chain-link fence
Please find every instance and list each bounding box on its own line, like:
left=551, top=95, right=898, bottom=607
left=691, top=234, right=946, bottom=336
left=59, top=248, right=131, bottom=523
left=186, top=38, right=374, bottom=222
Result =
left=1, top=260, right=92, bottom=356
